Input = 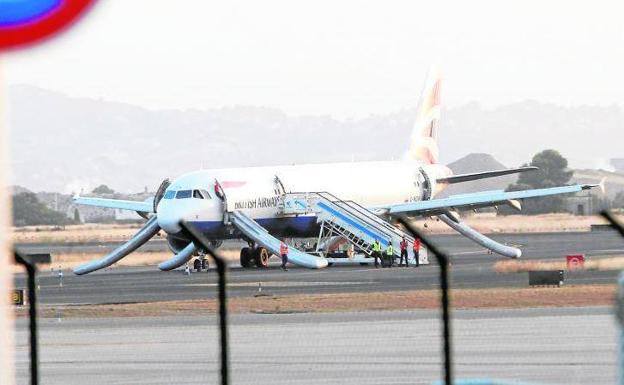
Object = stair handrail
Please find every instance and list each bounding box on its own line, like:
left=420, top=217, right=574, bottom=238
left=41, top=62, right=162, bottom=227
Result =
left=312, top=192, right=399, bottom=242
left=314, top=193, right=409, bottom=238
left=315, top=191, right=413, bottom=241
left=338, top=200, right=413, bottom=241
left=287, top=191, right=412, bottom=244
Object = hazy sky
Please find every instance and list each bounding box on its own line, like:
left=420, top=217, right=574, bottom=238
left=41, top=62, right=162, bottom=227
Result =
left=4, top=0, right=624, bottom=118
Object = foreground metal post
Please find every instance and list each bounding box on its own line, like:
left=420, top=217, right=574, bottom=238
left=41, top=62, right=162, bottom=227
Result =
left=398, top=218, right=453, bottom=385
left=14, top=250, right=39, bottom=385
left=179, top=221, right=229, bottom=385
left=603, top=211, right=624, bottom=239
left=603, top=211, right=624, bottom=385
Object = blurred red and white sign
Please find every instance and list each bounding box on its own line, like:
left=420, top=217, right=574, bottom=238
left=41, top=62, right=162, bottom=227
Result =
left=566, top=254, right=585, bottom=270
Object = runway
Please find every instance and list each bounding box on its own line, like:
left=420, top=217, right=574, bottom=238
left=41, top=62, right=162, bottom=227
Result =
left=12, top=232, right=622, bottom=384
left=14, top=306, right=617, bottom=385
left=13, top=231, right=624, bottom=306
left=15, top=230, right=624, bottom=262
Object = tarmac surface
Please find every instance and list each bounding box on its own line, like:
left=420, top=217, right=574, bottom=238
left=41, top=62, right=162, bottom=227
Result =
left=14, top=306, right=618, bottom=385
left=13, top=231, right=624, bottom=305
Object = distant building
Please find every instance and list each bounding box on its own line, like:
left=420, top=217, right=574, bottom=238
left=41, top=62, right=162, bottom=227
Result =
left=563, top=193, right=594, bottom=216
left=612, top=159, right=624, bottom=174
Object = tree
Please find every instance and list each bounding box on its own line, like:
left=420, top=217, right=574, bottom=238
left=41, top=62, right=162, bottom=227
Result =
left=73, top=208, right=82, bottom=223
left=506, top=149, right=573, bottom=214
left=92, top=184, right=115, bottom=194
left=513, top=149, right=573, bottom=188
left=12, top=192, right=73, bottom=226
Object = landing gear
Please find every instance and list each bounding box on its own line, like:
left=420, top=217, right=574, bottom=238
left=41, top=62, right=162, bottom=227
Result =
left=254, top=247, right=270, bottom=268
left=240, top=247, right=252, bottom=268
left=240, top=246, right=271, bottom=269
left=192, top=257, right=209, bottom=272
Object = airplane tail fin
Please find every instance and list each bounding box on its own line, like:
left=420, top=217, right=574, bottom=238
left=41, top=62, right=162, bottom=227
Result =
left=406, top=67, right=441, bottom=164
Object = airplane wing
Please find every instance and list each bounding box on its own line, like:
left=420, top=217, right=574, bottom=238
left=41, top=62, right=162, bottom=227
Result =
left=375, top=183, right=599, bottom=259
left=386, top=184, right=598, bottom=217
left=73, top=196, right=154, bottom=213
left=436, top=166, right=538, bottom=184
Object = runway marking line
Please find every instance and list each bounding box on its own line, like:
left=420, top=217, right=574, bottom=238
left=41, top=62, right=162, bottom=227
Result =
left=184, top=281, right=369, bottom=288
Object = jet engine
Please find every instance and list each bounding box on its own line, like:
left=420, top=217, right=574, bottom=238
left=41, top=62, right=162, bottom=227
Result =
left=418, top=166, right=436, bottom=201
left=167, top=234, right=222, bottom=254
left=420, top=164, right=453, bottom=198
left=167, top=234, right=192, bottom=254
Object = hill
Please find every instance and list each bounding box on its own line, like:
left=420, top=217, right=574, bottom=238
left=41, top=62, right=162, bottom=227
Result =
left=439, top=153, right=517, bottom=198
left=8, top=85, right=623, bottom=192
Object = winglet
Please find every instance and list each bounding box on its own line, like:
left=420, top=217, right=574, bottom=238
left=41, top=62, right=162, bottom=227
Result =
left=582, top=179, right=606, bottom=193
left=599, top=177, right=607, bottom=194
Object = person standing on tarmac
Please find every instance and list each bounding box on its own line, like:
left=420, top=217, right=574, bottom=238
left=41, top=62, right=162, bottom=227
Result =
left=413, top=237, right=421, bottom=268
left=280, top=240, right=289, bottom=271
left=385, top=240, right=394, bottom=268
left=346, top=243, right=355, bottom=259
left=399, top=236, right=409, bottom=267
left=372, top=239, right=382, bottom=268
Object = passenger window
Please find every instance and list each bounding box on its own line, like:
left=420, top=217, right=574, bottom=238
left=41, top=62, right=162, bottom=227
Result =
left=163, top=190, right=176, bottom=199
left=193, top=190, right=203, bottom=199
left=176, top=190, right=192, bottom=199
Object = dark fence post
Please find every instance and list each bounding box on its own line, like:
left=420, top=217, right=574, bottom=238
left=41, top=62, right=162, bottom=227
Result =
left=398, top=218, right=453, bottom=385
left=14, top=250, right=39, bottom=385
left=603, top=211, right=624, bottom=238
left=602, top=211, right=624, bottom=385
left=179, top=221, right=229, bottom=385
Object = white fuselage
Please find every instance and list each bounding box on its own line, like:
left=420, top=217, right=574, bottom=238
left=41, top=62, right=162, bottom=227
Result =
left=156, top=160, right=452, bottom=239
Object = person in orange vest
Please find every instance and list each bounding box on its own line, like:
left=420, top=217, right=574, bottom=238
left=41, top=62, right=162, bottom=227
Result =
left=280, top=240, right=289, bottom=271
left=412, top=238, right=421, bottom=267
left=399, top=236, right=409, bottom=267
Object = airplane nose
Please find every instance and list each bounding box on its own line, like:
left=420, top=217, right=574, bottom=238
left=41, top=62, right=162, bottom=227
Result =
left=156, top=200, right=182, bottom=234
left=157, top=213, right=181, bottom=234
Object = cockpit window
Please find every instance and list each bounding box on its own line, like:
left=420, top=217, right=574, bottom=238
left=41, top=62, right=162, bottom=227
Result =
left=163, top=190, right=176, bottom=199
left=176, top=190, right=192, bottom=199
left=190, top=189, right=212, bottom=199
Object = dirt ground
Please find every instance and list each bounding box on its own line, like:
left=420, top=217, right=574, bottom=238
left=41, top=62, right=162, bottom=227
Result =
left=15, top=284, right=616, bottom=318
left=10, top=249, right=241, bottom=273
left=12, top=223, right=150, bottom=244
left=412, top=213, right=619, bottom=234
left=12, top=214, right=620, bottom=245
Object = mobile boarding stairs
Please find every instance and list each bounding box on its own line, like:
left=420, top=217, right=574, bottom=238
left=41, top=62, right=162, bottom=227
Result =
left=228, top=191, right=428, bottom=269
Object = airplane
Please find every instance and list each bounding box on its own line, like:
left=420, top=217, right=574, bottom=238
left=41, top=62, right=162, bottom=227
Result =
left=71, top=68, right=601, bottom=275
